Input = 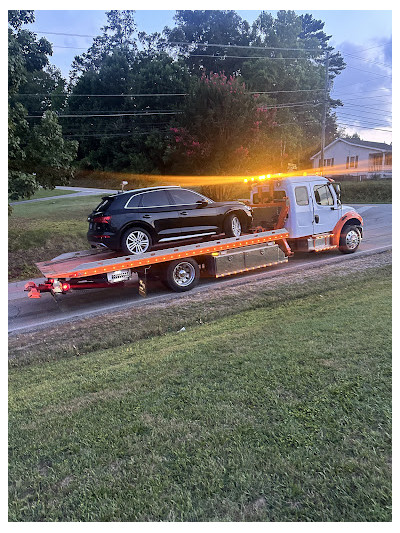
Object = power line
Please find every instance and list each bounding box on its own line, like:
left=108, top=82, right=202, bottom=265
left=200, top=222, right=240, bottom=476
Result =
left=343, top=53, right=392, bottom=68
left=339, top=94, right=392, bottom=102
left=336, top=121, right=391, bottom=132
left=34, top=31, right=324, bottom=53
left=335, top=108, right=391, bottom=119
left=344, top=64, right=392, bottom=78
left=170, top=41, right=322, bottom=52
left=188, top=54, right=321, bottom=60
left=27, top=111, right=182, bottom=118
left=35, top=30, right=97, bottom=38
left=12, top=93, right=188, bottom=98
left=334, top=113, right=391, bottom=128
left=342, top=103, right=391, bottom=112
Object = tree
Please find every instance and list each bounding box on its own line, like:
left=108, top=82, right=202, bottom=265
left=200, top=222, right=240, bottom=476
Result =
left=8, top=11, right=76, bottom=202
left=67, top=50, right=192, bottom=174
left=164, top=10, right=251, bottom=77
left=164, top=72, right=277, bottom=180
left=70, top=10, right=138, bottom=80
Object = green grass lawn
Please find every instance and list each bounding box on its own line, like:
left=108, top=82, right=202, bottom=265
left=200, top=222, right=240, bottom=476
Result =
left=8, top=194, right=103, bottom=281
left=9, top=269, right=391, bottom=521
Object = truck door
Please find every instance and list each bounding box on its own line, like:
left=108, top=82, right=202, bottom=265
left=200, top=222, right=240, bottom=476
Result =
left=293, top=184, right=314, bottom=235
left=312, top=183, right=341, bottom=234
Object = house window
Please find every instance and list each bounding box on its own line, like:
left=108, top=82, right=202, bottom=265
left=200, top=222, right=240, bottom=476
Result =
left=319, top=158, right=334, bottom=167
left=346, top=155, right=358, bottom=169
left=385, top=152, right=392, bottom=166
left=369, top=153, right=383, bottom=171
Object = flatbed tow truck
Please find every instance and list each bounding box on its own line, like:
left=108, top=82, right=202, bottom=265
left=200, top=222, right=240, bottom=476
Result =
left=25, top=174, right=363, bottom=299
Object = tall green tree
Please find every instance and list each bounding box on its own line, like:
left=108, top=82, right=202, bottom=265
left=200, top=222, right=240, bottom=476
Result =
left=8, top=10, right=77, bottom=202
left=66, top=49, right=191, bottom=174
left=165, top=10, right=251, bottom=76
left=70, top=10, right=138, bottom=80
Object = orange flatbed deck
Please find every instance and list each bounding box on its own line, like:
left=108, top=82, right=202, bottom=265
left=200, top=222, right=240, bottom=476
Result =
left=36, top=228, right=290, bottom=280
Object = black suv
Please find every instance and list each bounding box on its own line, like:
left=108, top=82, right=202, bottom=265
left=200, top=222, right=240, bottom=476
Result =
left=87, top=186, right=253, bottom=254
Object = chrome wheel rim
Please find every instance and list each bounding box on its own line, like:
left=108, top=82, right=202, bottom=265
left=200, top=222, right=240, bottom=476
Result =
left=125, top=231, right=150, bottom=254
left=345, top=229, right=360, bottom=250
left=231, top=216, right=242, bottom=237
left=172, top=262, right=196, bottom=287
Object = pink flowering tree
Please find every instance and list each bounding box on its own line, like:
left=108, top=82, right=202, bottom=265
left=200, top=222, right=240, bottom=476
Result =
left=165, top=72, right=277, bottom=197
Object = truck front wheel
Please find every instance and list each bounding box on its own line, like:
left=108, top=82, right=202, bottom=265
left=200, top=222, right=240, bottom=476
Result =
left=163, top=258, right=200, bottom=292
left=339, top=225, right=361, bottom=254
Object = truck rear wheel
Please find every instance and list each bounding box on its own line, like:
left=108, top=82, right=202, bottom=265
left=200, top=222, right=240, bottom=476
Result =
left=339, top=225, right=361, bottom=254
left=163, top=258, right=200, bottom=292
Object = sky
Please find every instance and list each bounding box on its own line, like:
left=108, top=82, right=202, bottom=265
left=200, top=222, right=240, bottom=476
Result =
left=20, top=6, right=392, bottom=143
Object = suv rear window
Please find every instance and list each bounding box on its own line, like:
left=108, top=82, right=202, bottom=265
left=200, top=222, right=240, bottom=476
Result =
left=94, top=197, right=114, bottom=212
left=125, top=194, right=142, bottom=208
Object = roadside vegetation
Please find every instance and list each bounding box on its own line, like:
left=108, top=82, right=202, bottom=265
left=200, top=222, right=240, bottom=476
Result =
left=8, top=194, right=103, bottom=281
left=340, top=179, right=392, bottom=204
left=9, top=264, right=392, bottom=521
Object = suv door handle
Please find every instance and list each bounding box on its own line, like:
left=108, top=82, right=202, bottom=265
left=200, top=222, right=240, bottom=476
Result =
left=180, top=211, right=188, bottom=215
left=142, top=214, right=151, bottom=218
left=314, top=215, right=320, bottom=223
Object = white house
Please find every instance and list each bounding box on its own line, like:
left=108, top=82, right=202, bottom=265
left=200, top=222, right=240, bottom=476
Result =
left=310, top=138, right=392, bottom=179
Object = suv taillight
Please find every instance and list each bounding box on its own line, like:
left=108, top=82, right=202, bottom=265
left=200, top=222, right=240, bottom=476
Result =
left=93, top=215, right=111, bottom=224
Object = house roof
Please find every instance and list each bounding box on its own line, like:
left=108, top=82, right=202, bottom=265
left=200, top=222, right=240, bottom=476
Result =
left=310, top=138, right=392, bottom=159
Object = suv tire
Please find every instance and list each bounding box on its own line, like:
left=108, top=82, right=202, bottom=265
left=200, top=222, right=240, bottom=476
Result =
left=224, top=213, right=243, bottom=237
left=121, top=227, right=152, bottom=255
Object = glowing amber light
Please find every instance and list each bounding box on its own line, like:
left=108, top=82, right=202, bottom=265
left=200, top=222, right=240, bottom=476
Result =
left=244, top=178, right=248, bottom=183
left=266, top=174, right=271, bottom=179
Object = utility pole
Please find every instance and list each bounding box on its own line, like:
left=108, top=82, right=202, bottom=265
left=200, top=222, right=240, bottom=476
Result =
left=320, top=51, right=330, bottom=175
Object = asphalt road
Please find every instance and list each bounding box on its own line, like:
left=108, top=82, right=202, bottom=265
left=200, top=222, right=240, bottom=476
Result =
left=8, top=203, right=391, bottom=335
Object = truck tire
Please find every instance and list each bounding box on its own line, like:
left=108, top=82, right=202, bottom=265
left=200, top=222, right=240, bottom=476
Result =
left=163, top=258, right=200, bottom=292
left=121, top=227, right=152, bottom=255
left=224, top=213, right=242, bottom=237
left=339, top=225, right=361, bottom=254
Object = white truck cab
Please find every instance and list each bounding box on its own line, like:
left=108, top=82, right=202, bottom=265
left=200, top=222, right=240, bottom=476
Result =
left=248, top=175, right=363, bottom=253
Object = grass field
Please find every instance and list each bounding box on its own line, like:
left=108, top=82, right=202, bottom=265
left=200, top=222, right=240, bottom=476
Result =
left=9, top=266, right=392, bottom=522
left=8, top=194, right=103, bottom=281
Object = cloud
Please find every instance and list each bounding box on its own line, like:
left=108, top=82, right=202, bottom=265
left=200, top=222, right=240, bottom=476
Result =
left=331, top=38, right=392, bottom=142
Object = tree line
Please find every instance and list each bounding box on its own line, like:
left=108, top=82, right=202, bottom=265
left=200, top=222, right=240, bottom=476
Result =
left=8, top=9, right=346, bottom=201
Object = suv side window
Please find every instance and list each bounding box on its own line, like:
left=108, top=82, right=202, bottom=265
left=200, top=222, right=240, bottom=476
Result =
left=125, top=194, right=142, bottom=209
left=313, top=184, right=334, bottom=206
left=295, top=186, right=309, bottom=206
left=169, top=189, right=208, bottom=205
left=141, top=190, right=172, bottom=208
